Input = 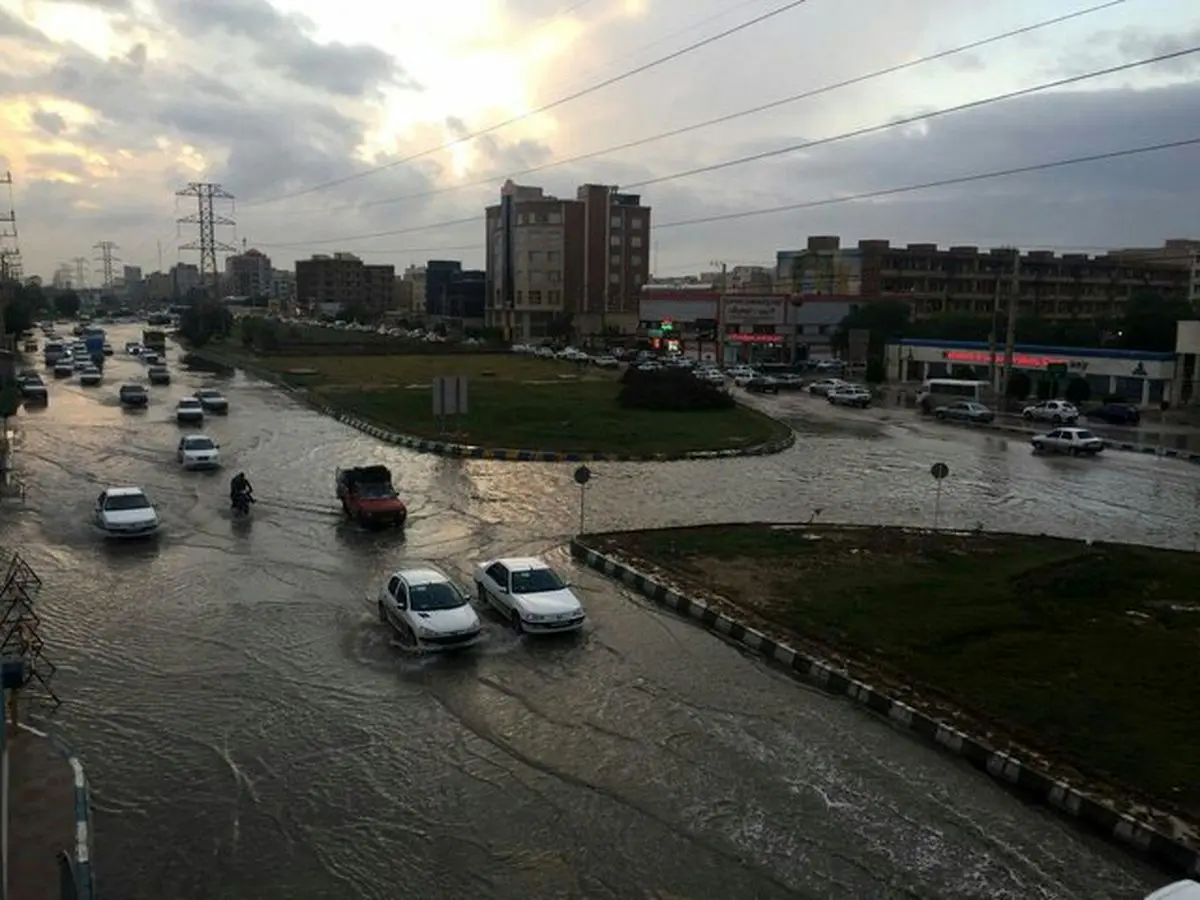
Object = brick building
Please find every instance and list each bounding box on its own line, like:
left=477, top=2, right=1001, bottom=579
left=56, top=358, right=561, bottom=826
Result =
left=295, top=252, right=395, bottom=318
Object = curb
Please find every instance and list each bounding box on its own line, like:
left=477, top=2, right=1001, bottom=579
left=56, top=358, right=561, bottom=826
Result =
left=935, top=417, right=1200, bottom=463
left=568, top=537, right=1200, bottom=880
left=187, top=348, right=798, bottom=462
left=17, top=722, right=94, bottom=900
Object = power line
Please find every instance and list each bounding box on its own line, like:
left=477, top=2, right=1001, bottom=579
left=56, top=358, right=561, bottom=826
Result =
left=241, top=0, right=815, bottom=207
left=270, top=0, right=1129, bottom=217
left=259, top=216, right=480, bottom=248
left=254, top=242, right=484, bottom=254
left=652, top=136, right=1200, bottom=230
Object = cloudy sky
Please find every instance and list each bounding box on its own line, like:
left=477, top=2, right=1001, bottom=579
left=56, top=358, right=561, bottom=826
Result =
left=1, top=0, right=1198, bottom=283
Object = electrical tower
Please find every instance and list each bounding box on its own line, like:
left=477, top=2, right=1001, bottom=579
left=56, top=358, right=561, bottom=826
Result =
left=93, top=241, right=119, bottom=288
left=71, top=256, right=90, bottom=289
left=176, top=182, right=236, bottom=294
left=0, top=171, right=22, bottom=282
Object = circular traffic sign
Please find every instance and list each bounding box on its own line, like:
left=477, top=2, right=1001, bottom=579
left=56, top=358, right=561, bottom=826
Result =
left=573, top=465, right=592, bottom=485
left=930, top=462, right=950, bottom=480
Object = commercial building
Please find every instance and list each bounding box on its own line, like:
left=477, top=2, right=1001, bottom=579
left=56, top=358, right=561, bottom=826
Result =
left=485, top=179, right=651, bottom=340
left=295, top=252, right=395, bottom=318
left=776, top=235, right=1197, bottom=320
left=638, top=287, right=854, bottom=364
left=884, top=338, right=1176, bottom=406
left=224, top=248, right=272, bottom=298
left=424, top=260, right=486, bottom=323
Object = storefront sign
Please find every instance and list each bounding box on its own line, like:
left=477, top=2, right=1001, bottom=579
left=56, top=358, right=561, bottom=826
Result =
left=944, top=350, right=1072, bottom=368
left=729, top=333, right=784, bottom=344
left=721, top=297, right=784, bottom=325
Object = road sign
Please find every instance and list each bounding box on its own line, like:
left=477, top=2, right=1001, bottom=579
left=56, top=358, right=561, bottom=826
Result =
left=930, top=462, right=949, bottom=480
left=573, top=465, right=591, bottom=485
left=574, top=466, right=592, bottom=533
left=431, top=376, right=469, bottom=417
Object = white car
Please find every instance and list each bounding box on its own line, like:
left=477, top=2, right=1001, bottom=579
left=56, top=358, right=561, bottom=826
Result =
left=177, top=434, right=220, bottom=469
left=808, top=378, right=847, bottom=396
left=176, top=398, right=204, bottom=424
left=1031, top=427, right=1105, bottom=456
left=1022, top=399, right=1079, bottom=424
left=194, top=388, right=229, bottom=413
left=827, top=386, right=871, bottom=408
left=93, top=487, right=160, bottom=538
left=1145, top=881, right=1200, bottom=900
left=474, top=556, right=586, bottom=634
left=695, top=368, right=726, bottom=384
left=79, top=365, right=102, bottom=386
left=592, top=355, right=619, bottom=369
left=377, top=568, right=482, bottom=650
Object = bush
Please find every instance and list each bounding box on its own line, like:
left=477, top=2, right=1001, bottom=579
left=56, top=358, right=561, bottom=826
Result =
left=1064, top=377, right=1091, bottom=405
left=1006, top=370, right=1031, bottom=399
left=618, top=366, right=734, bottom=411
left=865, top=358, right=886, bottom=384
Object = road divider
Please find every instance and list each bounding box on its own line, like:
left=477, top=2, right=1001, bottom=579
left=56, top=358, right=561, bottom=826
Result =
left=569, top=535, right=1200, bottom=881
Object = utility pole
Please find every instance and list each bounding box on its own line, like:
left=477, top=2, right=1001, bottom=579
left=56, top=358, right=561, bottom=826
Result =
left=1000, top=248, right=1021, bottom=401
left=711, top=260, right=728, bottom=366
left=93, top=241, right=119, bottom=288
left=987, top=257, right=1003, bottom=393
left=0, top=171, right=22, bottom=283
left=176, top=182, right=236, bottom=296
left=71, top=256, right=90, bottom=289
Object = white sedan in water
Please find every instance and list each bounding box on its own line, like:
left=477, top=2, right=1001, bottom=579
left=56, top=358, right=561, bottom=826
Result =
left=474, top=556, right=586, bottom=634
left=93, top=486, right=160, bottom=538
left=377, top=568, right=482, bottom=650
left=177, top=434, right=221, bottom=469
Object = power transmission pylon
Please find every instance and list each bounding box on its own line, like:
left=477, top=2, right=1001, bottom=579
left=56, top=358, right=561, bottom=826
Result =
left=0, top=171, right=22, bottom=282
left=93, top=241, right=119, bottom=288
left=71, top=256, right=90, bottom=289
left=176, top=182, right=236, bottom=295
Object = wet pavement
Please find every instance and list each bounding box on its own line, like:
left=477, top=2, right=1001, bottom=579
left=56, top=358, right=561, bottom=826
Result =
left=2, top=327, right=1195, bottom=899
left=6, top=727, right=79, bottom=900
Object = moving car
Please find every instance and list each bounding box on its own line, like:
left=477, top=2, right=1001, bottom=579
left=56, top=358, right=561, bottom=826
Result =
left=827, top=385, right=872, bottom=408
left=142, top=351, right=160, bottom=366
left=176, top=398, right=204, bottom=424
left=1021, top=399, right=1079, bottom=424
left=1085, top=402, right=1140, bottom=426
left=18, top=372, right=48, bottom=404
left=194, top=388, right=228, bottom=413
left=335, top=465, right=407, bottom=528
left=1144, top=880, right=1200, bottom=900
left=102, top=342, right=114, bottom=356
left=808, top=378, right=847, bottom=396
left=148, top=365, right=170, bottom=385
left=377, top=567, right=482, bottom=650
left=177, top=434, right=221, bottom=469
left=118, top=384, right=149, bottom=408
left=744, top=375, right=779, bottom=394
left=474, top=556, right=586, bottom=634
left=52, top=360, right=73, bottom=378
left=934, top=401, right=995, bottom=424
left=1031, top=427, right=1105, bottom=456
left=93, top=486, right=160, bottom=538
left=79, top=365, right=102, bottom=386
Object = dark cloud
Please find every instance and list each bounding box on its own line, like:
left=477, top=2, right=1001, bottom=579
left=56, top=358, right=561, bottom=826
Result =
left=30, top=110, right=67, bottom=136
left=153, top=0, right=418, bottom=96
left=0, top=7, right=48, bottom=42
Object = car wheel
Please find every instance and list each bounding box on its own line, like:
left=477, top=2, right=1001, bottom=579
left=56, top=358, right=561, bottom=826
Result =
left=1032, top=441, right=1044, bottom=451
left=1023, top=411, right=1033, bottom=420
left=378, top=601, right=387, bottom=624
left=510, top=611, right=524, bottom=634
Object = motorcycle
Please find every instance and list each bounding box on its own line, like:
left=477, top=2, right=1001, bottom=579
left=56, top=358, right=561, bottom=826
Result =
left=231, top=490, right=255, bottom=517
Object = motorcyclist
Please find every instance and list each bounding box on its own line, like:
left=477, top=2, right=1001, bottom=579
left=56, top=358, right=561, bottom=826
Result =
left=230, top=472, right=253, bottom=505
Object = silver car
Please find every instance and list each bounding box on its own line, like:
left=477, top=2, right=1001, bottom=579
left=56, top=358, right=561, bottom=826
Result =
left=1031, top=427, right=1104, bottom=456
left=934, top=401, right=994, bottom=424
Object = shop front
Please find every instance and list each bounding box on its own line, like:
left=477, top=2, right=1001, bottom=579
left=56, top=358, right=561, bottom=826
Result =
left=884, top=338, right=1177, bottom=406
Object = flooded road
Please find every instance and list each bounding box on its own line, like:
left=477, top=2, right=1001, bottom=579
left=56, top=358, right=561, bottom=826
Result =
left=3, top=330, right=1192, bottom=899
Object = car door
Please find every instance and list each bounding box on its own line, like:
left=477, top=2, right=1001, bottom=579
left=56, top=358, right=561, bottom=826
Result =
left=176, top=437, right=186, bottom=462
left=1048, top=429, right=1068, bottom=452
left=485, top=563, right=510, bottom=611
left=381, top=575, right=403, bottom=625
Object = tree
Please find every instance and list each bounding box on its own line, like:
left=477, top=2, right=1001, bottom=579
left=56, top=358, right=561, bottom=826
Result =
left=1119, top=289, right=1196, bottom=352
left=618, top=366, right=733, bottom=411
left=1064, top=377, right=1091, bottom=406
left=832, top=299, right=911, bottom=358
left=178, top=299, right=234, bottom=347
left=865, top=358, right=886, bottom=384
left=1006, top=370, right=1031, bottom=399
left=2, top=291, right=35, bottom=335
left=53, top=291, right=80, bottom=319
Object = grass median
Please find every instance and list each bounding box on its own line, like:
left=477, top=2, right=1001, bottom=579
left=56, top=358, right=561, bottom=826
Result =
left=591, top=524, right=1200, bottom=816
left=246, top=352, right=791, bottom=455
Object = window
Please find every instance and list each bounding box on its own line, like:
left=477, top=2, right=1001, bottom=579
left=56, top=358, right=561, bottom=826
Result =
left=610, top=215, right=622, bottom=228
left=631, top=236, right=643, bottom=249
left=529, top=251, right=542, bottom=264
left=547, top=212, right=562, bottom=224
left=546, top=270, right=561, bottom=284
left=547, top=290, right=561, bottom=304
left=631, top=255, right=642, bottom=266
left=547, top=250, right=559, bottom=262
left=516, top=290, right=524, bottom=303
left=610, top=273, right=620, bottom=284
left=631, top=218, right=643, bottom=229
left=610, top=254, right=620, bottom=265
left=387, top=575, right=401, bottom=596
left=610, top=235, right=620, bottom=246
left=518, top=213, right=528, bottom=225
left=536, top=212, right=548, bottom=223
left=528, top=290, right=542, bottom=303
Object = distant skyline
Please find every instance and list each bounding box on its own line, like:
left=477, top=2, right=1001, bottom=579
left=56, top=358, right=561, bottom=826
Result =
left=2, top=0, right=1199, bottom=280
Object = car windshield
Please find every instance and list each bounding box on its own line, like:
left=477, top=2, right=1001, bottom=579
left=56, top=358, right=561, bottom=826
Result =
left=408, top=581, right=466, bottom=611
left=104, top=493, right=150, bottom=511
left=197, top=390, right=221, bottom=399
left=179, top=399, right=200, bottom=408
left=510, top=567, right=565, bottom=594
left=357, top=482, right=395, bottom=499
left=184, top=438, right=215, bottom=451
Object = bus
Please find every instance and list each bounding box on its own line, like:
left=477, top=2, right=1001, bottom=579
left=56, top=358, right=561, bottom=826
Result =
left=917, top=378, right=991, bottom=413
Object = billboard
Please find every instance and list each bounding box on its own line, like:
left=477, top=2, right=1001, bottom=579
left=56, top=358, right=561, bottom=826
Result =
left=792, top=249, right=862, bottom=296
left=721, top=296, right=784, bottom=326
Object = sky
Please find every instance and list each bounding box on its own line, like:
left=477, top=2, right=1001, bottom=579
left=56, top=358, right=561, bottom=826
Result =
left=1, top=0, right=1199, bottom=283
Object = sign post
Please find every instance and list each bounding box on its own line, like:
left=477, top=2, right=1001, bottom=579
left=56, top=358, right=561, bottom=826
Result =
left=930, top=462, right=949, bottom=530
left=431, top=376, right=469, bottom=436
left=573, top=465, right=591, bottom=534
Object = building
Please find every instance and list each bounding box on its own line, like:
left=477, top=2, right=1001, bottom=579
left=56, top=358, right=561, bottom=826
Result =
left=638, top=287, right=854, bottom=364
left=1107, top=239, right=1200, bottom=303
left=269, top=269, right=295, bottom=309
left=424, top=260, right=486, bottom=325
left=295, top=252, right=395, bottom=318
left=777, top=235, right=1196, bottom=321
left=171, top=263, right=201, bottom=299
left=485, top=179, right=651, bottom=340
left=885, top=338, right=1177, bottom=406
left=224, top=248, right=273, bottom=298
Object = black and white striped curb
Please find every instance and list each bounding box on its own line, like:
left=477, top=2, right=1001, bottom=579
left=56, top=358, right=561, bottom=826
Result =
left=569, top=538, right=1200, bottom=879
left=20, top=722, right=94, bottom=899
left=188, top=349, right=798, bottom=462
left=935, top=418, right=1200, bottom=463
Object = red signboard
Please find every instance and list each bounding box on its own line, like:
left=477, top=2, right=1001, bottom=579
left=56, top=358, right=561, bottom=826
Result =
left=944, top=350, right=1069, bottom=368
left=729, top=333, right=784, bottom=344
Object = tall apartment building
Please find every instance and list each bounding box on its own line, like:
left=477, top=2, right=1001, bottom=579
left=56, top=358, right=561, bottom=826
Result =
left=224, top=248, right=273, bottom=297
left=485, top=179, right=651, bottom=339
left=776, top=235, right=1196, bottom=321
left=295, top=252, right=395, bottom=318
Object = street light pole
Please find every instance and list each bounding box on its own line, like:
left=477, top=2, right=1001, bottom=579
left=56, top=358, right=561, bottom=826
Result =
left=710, top=260, right=727, bottom=365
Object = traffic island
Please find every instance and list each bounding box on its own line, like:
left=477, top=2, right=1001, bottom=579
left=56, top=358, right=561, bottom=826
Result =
left=570, top=523, right=1200, bottom=878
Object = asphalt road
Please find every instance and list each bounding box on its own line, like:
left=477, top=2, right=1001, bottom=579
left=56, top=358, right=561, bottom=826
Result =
left=2, top=327, right=1186, bottom=899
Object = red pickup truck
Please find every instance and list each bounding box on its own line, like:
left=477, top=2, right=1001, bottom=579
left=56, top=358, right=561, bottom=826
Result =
left=335, top=465, right=407, bottom=528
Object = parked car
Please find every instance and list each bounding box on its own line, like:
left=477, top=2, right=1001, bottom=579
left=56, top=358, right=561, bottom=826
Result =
left=808, top=378, right=847, bottom=396
left=744, top=375, right=779, bottom=394
left=474, top=556, right=586, bottom=634
left=1031, top=427, right=1104, bottom=456
left=177, top=435, right=221, bottom=470
left=592, top=355, right=619, bottom=369
left=934, top=401, right=995, bottom=424
left=194, top=388, right=229, bottom=413
left=176, top=398, right=204, bottom=424
left=1085, top=403, right=1140, bottom=426
left=1022, top=399, right=1079, bottom=424
left=377, top=567, right=482, bottom=651
left=118, top=384, right=149, bottom=408
left=93, top=486, right=160, bottom=538
left=827, top=385, right=872, bottom=408
left=774, top=373, right=806, bottom=390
